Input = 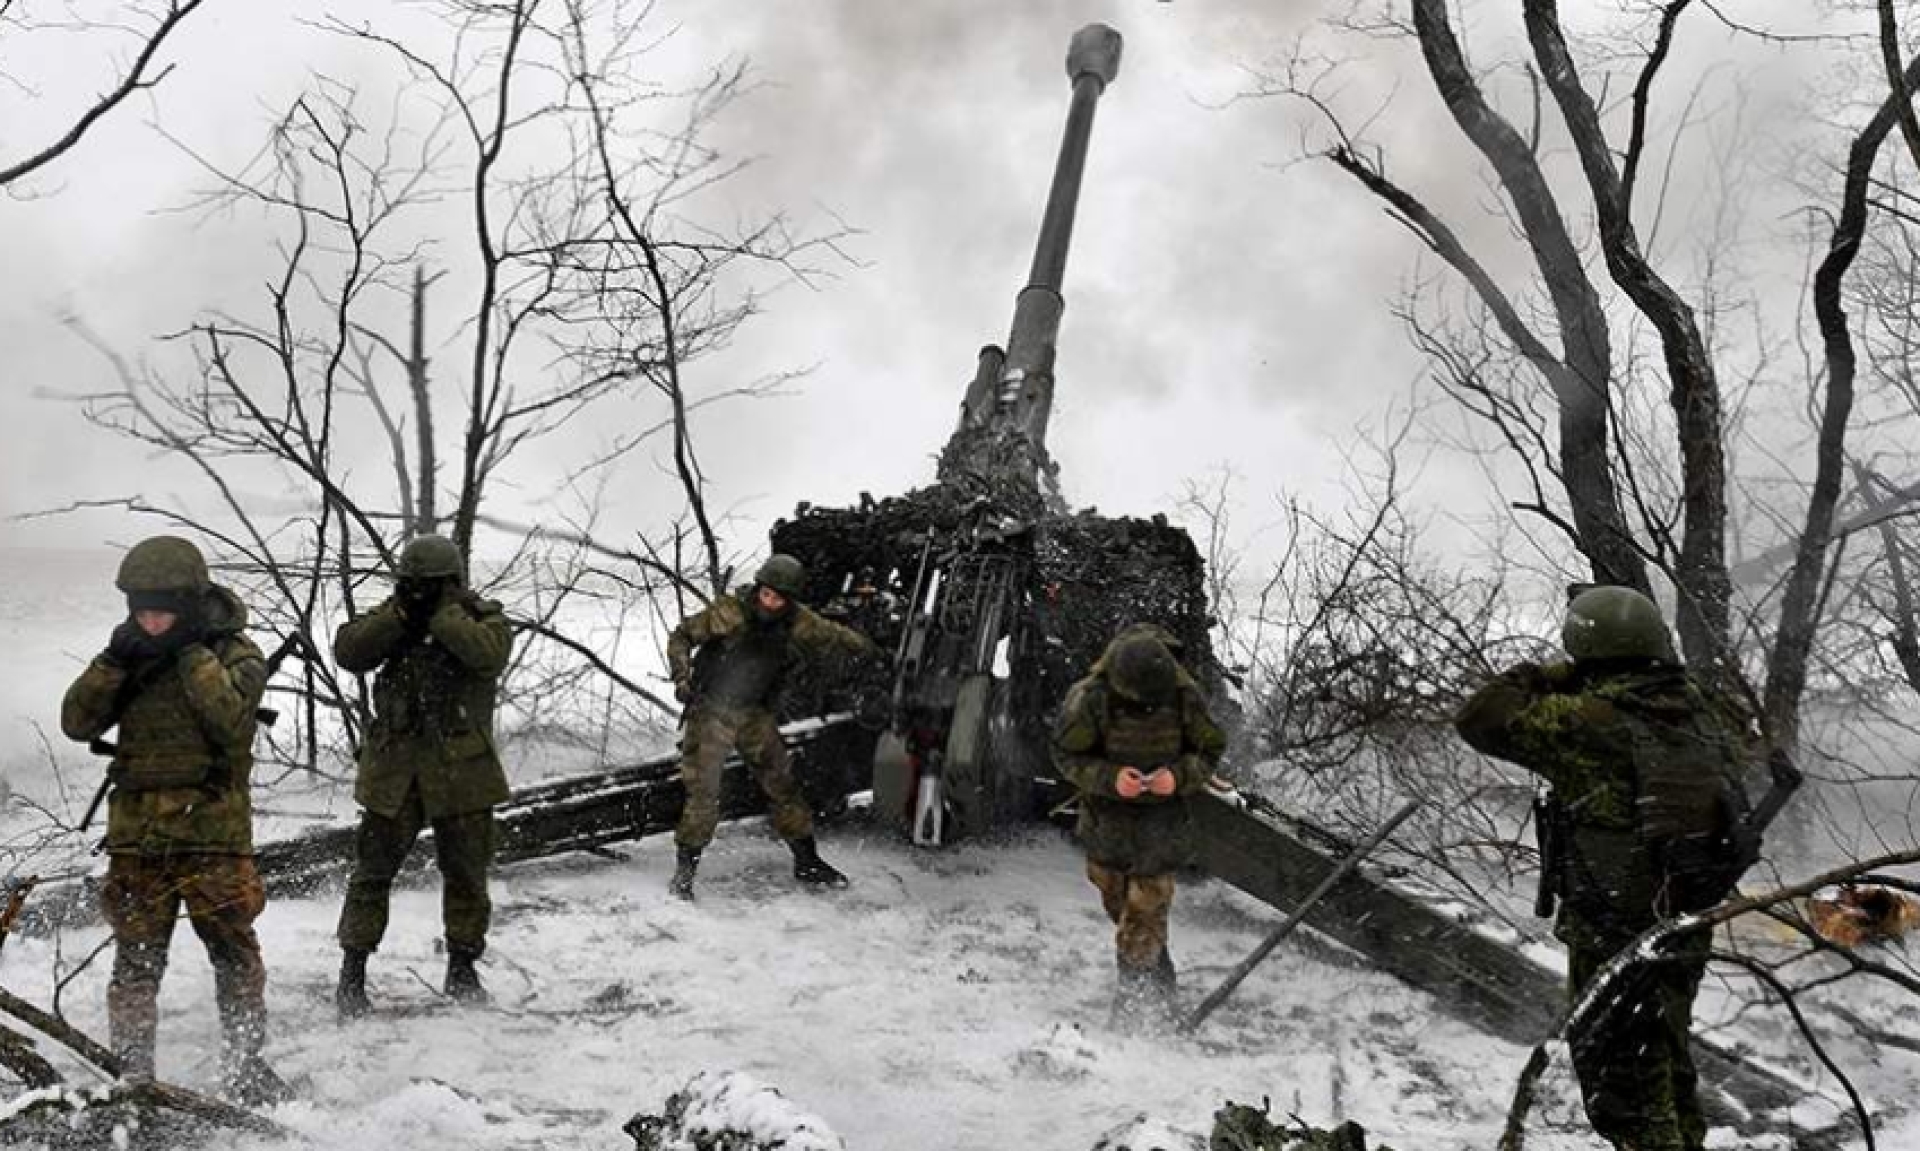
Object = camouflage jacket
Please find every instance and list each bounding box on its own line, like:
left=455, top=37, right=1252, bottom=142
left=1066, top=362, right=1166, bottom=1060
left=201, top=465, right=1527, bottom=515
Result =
left=334, top=591, right=513, bottom=820
left=1455, top=660, right=1751, bottom=942
left=61, top=586, right=267, bottom=856
left=1053, top=671, right=1225, bottom=876
left=666, top=589, right=877, bottom=714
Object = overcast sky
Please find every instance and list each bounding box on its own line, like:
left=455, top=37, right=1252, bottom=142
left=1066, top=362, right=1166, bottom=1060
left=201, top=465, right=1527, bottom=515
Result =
left=0, top=0, right=1872, bottom=585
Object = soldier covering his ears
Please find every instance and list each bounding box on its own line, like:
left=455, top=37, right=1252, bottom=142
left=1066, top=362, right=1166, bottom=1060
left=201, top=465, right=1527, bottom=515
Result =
left=61, top=535, right=290, bottom=1104
left=1456, top=586, right=1756, bottom=1151
left=332, top=534, right=513, bottom=1015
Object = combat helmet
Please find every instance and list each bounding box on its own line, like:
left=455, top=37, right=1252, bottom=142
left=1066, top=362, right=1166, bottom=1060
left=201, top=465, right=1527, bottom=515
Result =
left=754, top=554, right=807, bottom=599
left=116, top=536, right=210, bottom=596
left=396, top=534, right=465, bottom=584
left=1562, top=585, right=1676, bottom=664
left=1107, top=631, right=1179, bottom=706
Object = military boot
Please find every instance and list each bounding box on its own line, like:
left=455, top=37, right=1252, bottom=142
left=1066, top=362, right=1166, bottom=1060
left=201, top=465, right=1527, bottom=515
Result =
left=335, top=948, right=372, bottom=1019
left=445, top=943, right=489, bottom=1004
left=217, top=999, right=293, bottom=1107
left=669, top=846, right=701, bottom=902
left=1110, top=962, right=1176, bottom=1035
left=221, top=1050, right=294, bottom=1108
left=1152, top=946, right=1178, bottom=996
left=790, top=837, right=849, bottom=889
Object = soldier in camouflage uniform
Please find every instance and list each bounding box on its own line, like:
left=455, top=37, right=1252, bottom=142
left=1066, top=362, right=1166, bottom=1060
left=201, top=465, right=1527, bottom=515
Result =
left=664, top=554, right=880, bottom=900
left=1456, top=586, right=1751, bottom=1151
left=332, top=535, right=512, bottom=1014
left=60, top=535, right=290, bottom=1104
left=1053, top=627, right=1226, bottom=1031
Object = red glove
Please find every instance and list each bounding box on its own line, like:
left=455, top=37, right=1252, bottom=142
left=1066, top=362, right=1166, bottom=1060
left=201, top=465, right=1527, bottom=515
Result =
left=1114, top=767, right=1147, bottom=799
left=1146, top=768, right=1177, bottom=798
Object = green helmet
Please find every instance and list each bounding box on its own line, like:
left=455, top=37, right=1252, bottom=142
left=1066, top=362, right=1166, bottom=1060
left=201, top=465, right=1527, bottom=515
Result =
left=1107, top=631, right=1179, bottom=706
left=1563, top=585, right=1676, bottom=664
left=115, top=536, right=210, bottom=594
left=754, top=554, right=807, bottom=598
left=396, top=534, right=465, bottom=582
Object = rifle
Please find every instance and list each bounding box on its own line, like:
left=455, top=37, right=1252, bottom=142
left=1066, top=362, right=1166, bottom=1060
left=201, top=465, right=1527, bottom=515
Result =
left=79, top=629, right=311, bottom=833
left=1532, top=788, right=1566, bottom=919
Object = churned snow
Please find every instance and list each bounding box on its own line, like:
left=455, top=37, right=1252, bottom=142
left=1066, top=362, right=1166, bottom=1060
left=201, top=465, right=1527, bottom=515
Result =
left=2, top=823, right=1526, bottom=1150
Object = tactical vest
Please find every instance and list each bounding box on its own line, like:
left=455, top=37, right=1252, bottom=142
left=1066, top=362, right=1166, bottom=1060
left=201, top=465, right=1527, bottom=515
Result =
left=1561, top=675, right=1754, bottom=926
left=693, top=609, right=794, bottom=709
left=1099, top=690, right=1189, bottom=795
left=370, top=633, right=496, bottom=745
left=112, top=636, right=252, bottom=793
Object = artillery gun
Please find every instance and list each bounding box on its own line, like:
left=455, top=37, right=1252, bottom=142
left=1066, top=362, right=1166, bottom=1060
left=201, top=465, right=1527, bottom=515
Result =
left=9, top=26, right=1835, bottom=1141
left=771, top=23, right=1223, bottom=843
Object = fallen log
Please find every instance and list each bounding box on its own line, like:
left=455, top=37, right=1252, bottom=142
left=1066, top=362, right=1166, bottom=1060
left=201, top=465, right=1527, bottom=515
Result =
left=15, top=714, right=873, bottom=936
left=1188, top=793, right=1842, bottom=1148
left=13, top=723, right=1843, bottom=1145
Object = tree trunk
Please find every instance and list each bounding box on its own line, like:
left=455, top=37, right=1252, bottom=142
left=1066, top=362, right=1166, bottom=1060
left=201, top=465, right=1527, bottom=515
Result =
left=1411, top=0, right=1649, bottom=595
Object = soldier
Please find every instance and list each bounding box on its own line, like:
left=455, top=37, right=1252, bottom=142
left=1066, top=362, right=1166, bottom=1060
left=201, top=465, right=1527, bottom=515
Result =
left=1053, top=627, right=1226, bottom=1031
left=664, top=554, right=880, bottom=900
left=60, top=535, right=289, bottom=1104
left=332, top=535, right=512, bottom=1015
left=1456, top=586, right=1753, bottom=1151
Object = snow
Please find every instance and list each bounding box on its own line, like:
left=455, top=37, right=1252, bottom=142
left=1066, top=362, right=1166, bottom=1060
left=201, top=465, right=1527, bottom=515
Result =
left=648, top=1070, right=846, bottom=1150
left=4, top=550, right=1914, bottom=1150
left=2, top=823, right=1526, bottom=1150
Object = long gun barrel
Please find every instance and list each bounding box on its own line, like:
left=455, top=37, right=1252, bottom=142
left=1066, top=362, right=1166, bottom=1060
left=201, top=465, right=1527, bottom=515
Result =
left=942, top=25, right=1122, bottom=502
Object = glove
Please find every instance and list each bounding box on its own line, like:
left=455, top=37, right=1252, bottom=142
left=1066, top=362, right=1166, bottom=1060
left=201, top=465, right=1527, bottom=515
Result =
left=674, top=680, right=694, bottom=705
left=1114, top=766, right=1147, bottom=800
left=106, top=619, right=167, bottom=667
left=1145, top=768, right=1178, bottom=798
left=395, top=588, right=439, bottom=640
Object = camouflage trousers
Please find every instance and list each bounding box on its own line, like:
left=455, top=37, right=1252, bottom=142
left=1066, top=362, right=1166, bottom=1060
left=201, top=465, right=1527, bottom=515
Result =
left=337, top=783, right=496, bottom=955
left=1566, top=926, right=1711, bottom=1151
left=101, top=853, right=268, bottom=1078
left=674, top=704, right=812, bottom=850
left=1086, top=861, right=1176, bottom=970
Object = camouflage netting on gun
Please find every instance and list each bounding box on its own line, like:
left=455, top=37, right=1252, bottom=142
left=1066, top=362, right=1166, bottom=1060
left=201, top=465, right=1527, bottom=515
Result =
left=934, top=424, right=1062, bottom=520
left=769, top=486, right=1227, bottom=730
left=1029, top=511, right=1223, bottom=706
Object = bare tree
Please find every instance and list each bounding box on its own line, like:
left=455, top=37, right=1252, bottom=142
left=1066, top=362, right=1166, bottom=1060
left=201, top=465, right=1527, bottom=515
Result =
left=1262, top=2, right=1920, bottom=748
left=0, top=0, right=209, bottom=191
left=41, top=0, right=845, bottom=779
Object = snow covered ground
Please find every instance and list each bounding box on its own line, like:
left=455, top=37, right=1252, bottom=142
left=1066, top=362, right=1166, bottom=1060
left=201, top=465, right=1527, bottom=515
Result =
left=6, top=547, right=1919, bottom=1149
left=5, top=821, right=1531, bottom=1149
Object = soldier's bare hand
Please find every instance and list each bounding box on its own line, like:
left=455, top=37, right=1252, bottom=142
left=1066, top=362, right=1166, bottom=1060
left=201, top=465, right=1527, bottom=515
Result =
left=1115, top=767, right=1147, bottom=799
left=1145, top=768, right=1177, bottom=797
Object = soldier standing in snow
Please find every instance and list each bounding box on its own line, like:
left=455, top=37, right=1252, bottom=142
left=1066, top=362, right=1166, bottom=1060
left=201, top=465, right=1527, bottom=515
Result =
left=1456, top=586, right=1754, bottom=1151
left=663, top=554, right=880, bottom=900
left=60, top=535, right=290, bottom=1104
left=332, top=534, right=512, bottom=1015
left=1053, top=626, right=1226, bottom=1031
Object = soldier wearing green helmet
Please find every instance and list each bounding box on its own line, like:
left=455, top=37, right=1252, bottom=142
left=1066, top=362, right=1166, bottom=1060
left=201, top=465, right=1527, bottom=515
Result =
left=1456, top=585, right=1756, bottom=1151
left=60, top=535, right=290, bottom=1104
left=331, top=533, right=513, bottom=1014
left=1053, top=625, right=1226, bottom=1032
left=662, top=553, right=880, bottom=900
